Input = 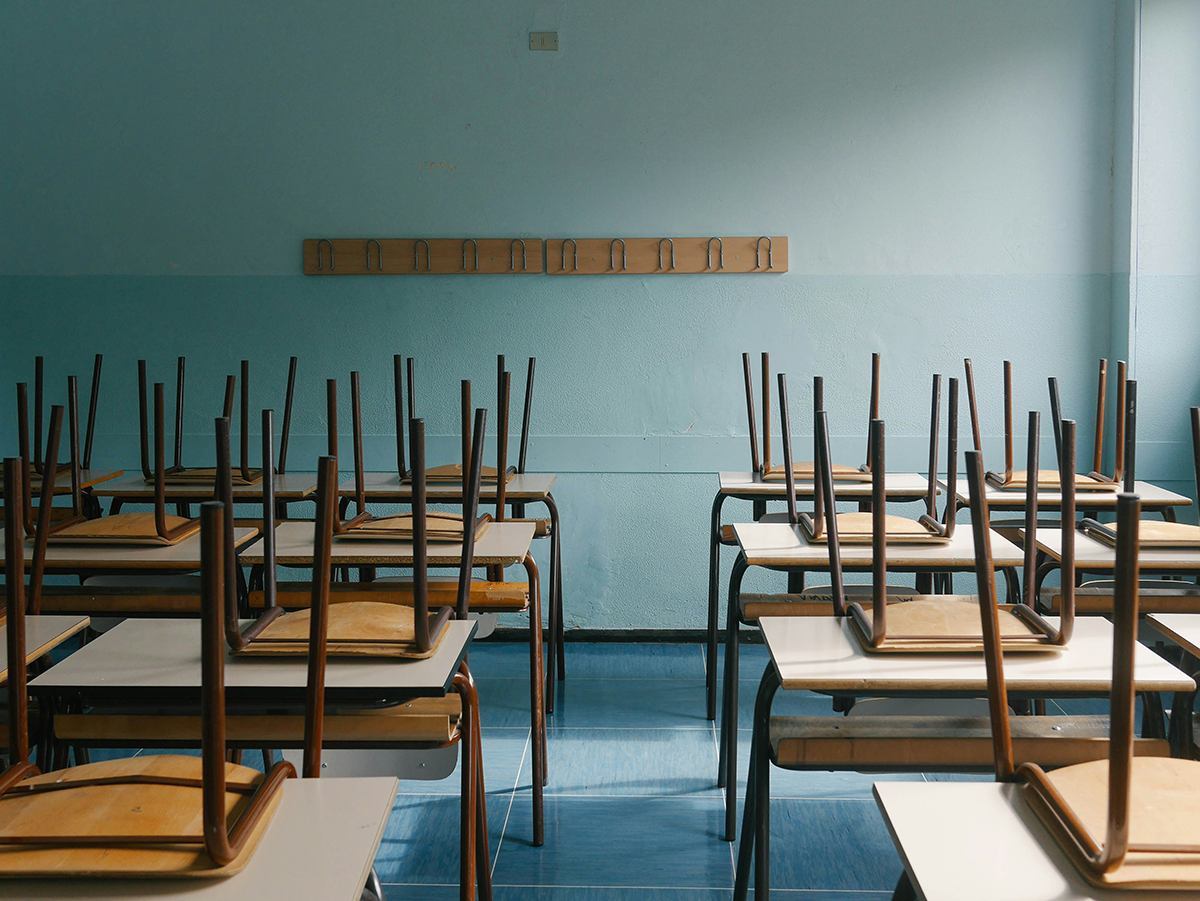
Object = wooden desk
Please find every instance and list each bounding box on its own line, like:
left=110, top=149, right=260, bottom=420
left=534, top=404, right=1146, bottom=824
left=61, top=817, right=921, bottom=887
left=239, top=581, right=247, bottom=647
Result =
left=0, top=776, right=398, bottom=901
left=873, top=781, right=1177, bottom=901
left=704, top=471, right=932, bottom=718
left=94, top=472, right=319, bottom=516
left=1145, top=613, right=1200, bottom=757
left=728, top=617, right=1196, bottom=892
left=0, top=527, right=259, bottom=573
left=31, top=618, right=475, bottom=704
left=240, top=520, right=547, bottom=846
left=718, top=525, right=1027, bottom=838
left=341, top=470, right=566, bottom=709
left=1034, top=529, right=1200, bottom=577
left=0, top=615, right=90, bottom=684
left=949, top=478, right=1192, bottom=519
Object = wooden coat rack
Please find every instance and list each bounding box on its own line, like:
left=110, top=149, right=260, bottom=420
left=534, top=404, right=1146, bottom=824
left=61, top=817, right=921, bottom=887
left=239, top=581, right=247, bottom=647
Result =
left=546, top=236, right=787, bottom=274
left=303, top=238, right=544, bottom=275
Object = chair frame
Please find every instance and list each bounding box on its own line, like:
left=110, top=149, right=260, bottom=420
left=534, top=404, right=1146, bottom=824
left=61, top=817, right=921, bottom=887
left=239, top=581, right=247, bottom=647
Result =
left=0, top=462, right=296, bottom=871
left=29, top=354, right=103, bottom=476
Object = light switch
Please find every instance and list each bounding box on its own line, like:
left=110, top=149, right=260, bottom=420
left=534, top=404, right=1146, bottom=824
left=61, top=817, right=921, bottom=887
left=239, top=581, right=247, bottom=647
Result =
left=529, top=32, right=558, bottom=51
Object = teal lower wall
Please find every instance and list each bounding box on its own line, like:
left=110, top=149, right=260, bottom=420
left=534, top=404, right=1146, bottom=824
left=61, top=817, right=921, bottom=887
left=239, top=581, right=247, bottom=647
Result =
left=6, top=271, right=1179, bottom=629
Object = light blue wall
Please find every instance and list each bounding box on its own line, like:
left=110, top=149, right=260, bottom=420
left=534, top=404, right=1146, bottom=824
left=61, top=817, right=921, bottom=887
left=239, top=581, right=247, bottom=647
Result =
left=3, top=1, right=1157, bottom=628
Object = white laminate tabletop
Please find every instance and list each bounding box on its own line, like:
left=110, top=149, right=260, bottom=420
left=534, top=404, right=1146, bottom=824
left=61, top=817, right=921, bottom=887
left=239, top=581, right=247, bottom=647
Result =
left=0, top=615, right=90, bottom=684
left=874, top=781, right=1188, bottom=901
left=0, top=776, right=398, bottom=901
left=92, top=472, right=319, bottom=500
left=949, top=478, right=1191, bottom=510
left=0, top=527, right=259, bottom=571
left=340, top=471, right=557, bottom=500
left=718, top=471, right=931, bottom=499
left=759, top=616, right=1192, bottom=695
left=1146, top=613, right=1200, bottom=658
left=1033, top=529, right=1200, bottom=573
left=733, top=521, right=1024, bottom=570
left=30, top=618, right=476, bottom=699
left=240, top=520, right=536, bottom=567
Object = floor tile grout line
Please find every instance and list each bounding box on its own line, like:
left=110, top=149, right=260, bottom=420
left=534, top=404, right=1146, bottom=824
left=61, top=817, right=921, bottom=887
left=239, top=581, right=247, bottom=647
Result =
left=490, top=727, right=530, bottom=878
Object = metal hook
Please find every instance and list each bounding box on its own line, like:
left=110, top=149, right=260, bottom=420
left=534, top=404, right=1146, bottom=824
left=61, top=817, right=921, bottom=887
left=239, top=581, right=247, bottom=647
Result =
left=561, top=238, right=578, bottom=272
left=317, top=239, right=334, bottom=271
left=463, top=238, right=478, bottom=271
left=707, top=237, right=723, bottom=271
left=414, top=239, right=430, bottom=272
left=610, top=238, right=626, bottom=272
left=658, top=238, right=675, bottom=271
left=510, top=238, right=527, bottom=271
left=756, top=236, right=773, bottom=271
left=365, top=239, right=382, bottom=271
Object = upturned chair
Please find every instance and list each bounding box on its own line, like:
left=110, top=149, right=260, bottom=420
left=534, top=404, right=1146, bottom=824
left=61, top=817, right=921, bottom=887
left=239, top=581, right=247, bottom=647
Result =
left=0, top=466, right=295, bottom=878
left=965, top=357, right=1124, bottom=491
left=975, top=488, right=1200, bottom=891
left=27, top=354, right=103, bottom=479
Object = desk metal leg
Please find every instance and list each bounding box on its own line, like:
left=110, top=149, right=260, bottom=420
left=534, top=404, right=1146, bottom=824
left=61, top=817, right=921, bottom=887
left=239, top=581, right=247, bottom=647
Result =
left=523, top=553, right=546, bottom=846
left=722, top=555, right=749, bottom=841
left=734, top=664, right=780, bottom=900
left=543, top=493, right=565, bottom=714
left=707, top=492, right=729, bottom=720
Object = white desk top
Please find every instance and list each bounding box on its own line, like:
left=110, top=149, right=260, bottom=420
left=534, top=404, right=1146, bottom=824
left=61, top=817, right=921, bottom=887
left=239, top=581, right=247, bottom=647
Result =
left=92, top=472, right=319, bottom=500
left=0, top=527, right=259, bottom=571
left=718, top=471, right=931, bottom=499
left=759, top=616, right=1193, bottom=695
left=340, top=471, right=557, bottom=500
left=1034, top=529, right=1200, bottom=573
left=949, top=478, right=1191, bottom=510
left=733, top=521, right=1024, bottom=570
left=0, top=615, right=90, bottom=684
left=1146, top=613, right=1200, bottom=658
left=0, top=776, right=398, bottom=901
left=240, top=520, right=536, bottom=567
left=30, top=618, right=476, bottom=701
left=874, top=781, right=1190, bottom=901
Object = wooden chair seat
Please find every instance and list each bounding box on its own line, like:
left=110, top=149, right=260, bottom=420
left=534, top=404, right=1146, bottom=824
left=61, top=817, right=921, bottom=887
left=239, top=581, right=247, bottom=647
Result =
left=987, top=469, right=1117, bottom=492
left=152, top=467, right=264, bottom=486
left=250, top=580, right=529, bottom=612
left=771, top=715, right=1168, bottom=769
left=1083, top=519, right=1200, bottom=549
left=847, top=595, right=1058, bottom=654
left=335, top=511, right=489, bottom=543
left=510, top=517, right=552, bottom=538
left=803, top=512, right=948, bottom=545
left=1029, top=757, right=1200, bottom=889
left=1048, top=579, right=1200, bottom=615
left=739, top=584, right=911, bottom=621
left=762, top=461, right=871, bottom=482
left=239, top=602, right=449, bottom=658
left=409, top=463, right=515, bottom=485
left=56, top=696, right=464, bottom=747
left=44, top=512, right=200, bottom=546
left=0, top=755, right=276, bottom=878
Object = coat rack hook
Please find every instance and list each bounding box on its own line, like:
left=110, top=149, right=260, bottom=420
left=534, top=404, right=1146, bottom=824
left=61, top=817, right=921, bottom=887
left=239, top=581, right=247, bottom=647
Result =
left=365, top=239, right=382, bottom=271
left=562, top=238, right=578, bottom=272
left=317, top=239, right=334, bottom=271
left=658, top=237, right=675, bottom=272
left=707, top=237, right=724, bottom=271
left=463, top=238, right=479, bottom=272
left=756, top=236, right=773, bottom=271
left=610, top=238, right=626, bottom=272
left=510, top=239, right=527, bottom=272
left=414, top=239, right=431, bottom=272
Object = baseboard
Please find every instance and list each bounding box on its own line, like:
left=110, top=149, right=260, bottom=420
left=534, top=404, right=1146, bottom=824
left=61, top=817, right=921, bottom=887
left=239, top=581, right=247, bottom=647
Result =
left=483, top=628, right=764, bottom=644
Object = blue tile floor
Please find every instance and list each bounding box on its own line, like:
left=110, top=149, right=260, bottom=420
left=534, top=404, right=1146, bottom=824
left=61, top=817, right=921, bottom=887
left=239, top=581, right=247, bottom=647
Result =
left=372, top=641, right=969, bottom=901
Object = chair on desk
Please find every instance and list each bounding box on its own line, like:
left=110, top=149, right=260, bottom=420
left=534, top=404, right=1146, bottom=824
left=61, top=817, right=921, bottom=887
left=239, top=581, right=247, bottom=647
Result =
left=0, top=464, right=295, bottom=878
left=51, top=452, right=493, bottom=900
left=730, top=450, right=1169, bottom=899
left=969, top=490, right=1199, bottom=892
